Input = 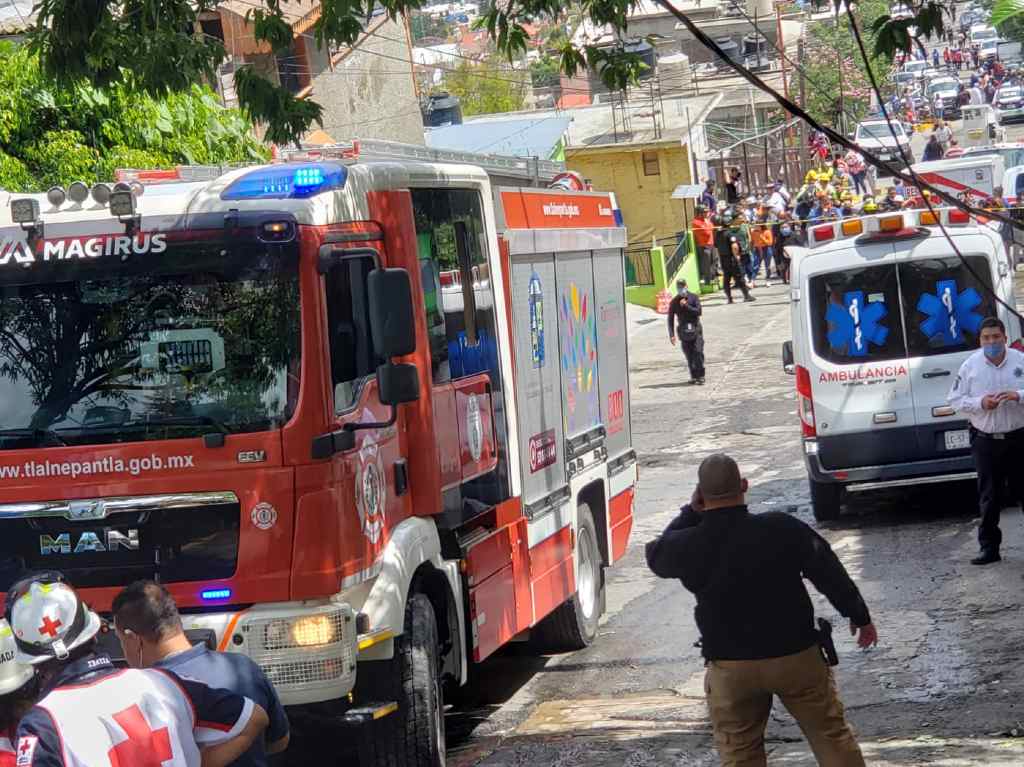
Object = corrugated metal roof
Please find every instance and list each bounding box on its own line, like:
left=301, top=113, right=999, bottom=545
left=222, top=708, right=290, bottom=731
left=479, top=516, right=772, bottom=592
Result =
left=0, top=0, right=34, bottom=35
left=425, top=116, right=571, bottom=159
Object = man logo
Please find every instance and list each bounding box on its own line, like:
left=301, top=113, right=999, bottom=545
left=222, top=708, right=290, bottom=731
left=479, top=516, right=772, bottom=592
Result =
left=39, top=529, right=140, bottom=555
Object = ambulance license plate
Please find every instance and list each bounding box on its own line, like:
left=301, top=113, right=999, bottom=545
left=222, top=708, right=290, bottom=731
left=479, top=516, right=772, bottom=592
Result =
left=944, top=429, right=970, bottom=450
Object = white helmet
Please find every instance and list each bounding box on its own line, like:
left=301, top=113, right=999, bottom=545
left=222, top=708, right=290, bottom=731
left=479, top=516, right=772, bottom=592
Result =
left=0, top=619, right=33, bottom=695
left=7, top=575, right=101, bottom=665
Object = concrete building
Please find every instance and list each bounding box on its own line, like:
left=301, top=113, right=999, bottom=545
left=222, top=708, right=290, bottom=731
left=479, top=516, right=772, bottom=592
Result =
left=460, top=92, right=720, bottom=248
left=0, top=0, right=33, bottom=43
left=206, top=1, right=424, bottom=145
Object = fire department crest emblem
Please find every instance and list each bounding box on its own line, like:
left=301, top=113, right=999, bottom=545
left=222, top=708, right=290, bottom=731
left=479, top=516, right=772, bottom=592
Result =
left=356, top=436, right=386, bottom=545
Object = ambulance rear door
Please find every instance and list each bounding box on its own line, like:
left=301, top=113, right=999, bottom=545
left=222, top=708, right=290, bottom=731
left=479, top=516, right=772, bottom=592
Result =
left=898, top=229, right=1007, bottom=463
left=803, top=240, right=918, bottom=471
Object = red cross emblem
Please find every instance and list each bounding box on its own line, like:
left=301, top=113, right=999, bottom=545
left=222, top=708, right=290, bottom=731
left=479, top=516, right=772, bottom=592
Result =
left=107, top=705, right=173, bottom=767
left=37, top=615, right=62, bottom=639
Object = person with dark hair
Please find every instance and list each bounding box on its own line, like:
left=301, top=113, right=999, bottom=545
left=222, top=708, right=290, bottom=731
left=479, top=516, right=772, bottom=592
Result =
left=668, top=279, right=705, bottom=385
left=949, top=316, right=1024, bottom=565
left=645, top=454, right=875, bottom=766
left=713, top=210, right=754, bottom=304
left=9, top=574, right=268, bottom=766
left=112, top=580, right=290, bottom=766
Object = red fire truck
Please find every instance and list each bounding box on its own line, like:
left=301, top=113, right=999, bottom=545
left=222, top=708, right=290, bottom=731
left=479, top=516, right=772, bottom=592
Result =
left=0, top=140, right=636, bottom=764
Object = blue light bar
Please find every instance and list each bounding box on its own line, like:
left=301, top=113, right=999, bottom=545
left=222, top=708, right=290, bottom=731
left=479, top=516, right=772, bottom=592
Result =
left=201, top=588, right=232, bottom=601
left=221, top=163, right=347, bottom=201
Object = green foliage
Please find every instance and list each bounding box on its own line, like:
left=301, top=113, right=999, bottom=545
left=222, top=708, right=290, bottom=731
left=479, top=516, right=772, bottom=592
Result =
left=411, top=13, right=452, bottom=41
left=22, top=131, right=100, bottom=191
left=24, top=0, right=657, bottom=145
left=0, top=151, right=32, bottom=192
left=0, top=45, right=267, bottom=192
left=530, top=55, right=562, bottom=88
left=992, top=0, right=1024, bottom=27
left=442, top=58, right=527, bottom=116
left=794, top=0, right=895, bottom=129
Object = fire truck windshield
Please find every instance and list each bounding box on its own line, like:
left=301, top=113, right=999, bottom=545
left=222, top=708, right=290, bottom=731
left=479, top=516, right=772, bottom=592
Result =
left=0, top=241, right=300, bottom=448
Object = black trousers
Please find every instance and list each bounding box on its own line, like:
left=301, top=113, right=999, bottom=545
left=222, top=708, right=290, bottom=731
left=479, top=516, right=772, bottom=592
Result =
left=680, top=332, right=705, bottom=380
left=722, top=270, right=750, bottom=301
left=972, top=429, right=1024, bottom=553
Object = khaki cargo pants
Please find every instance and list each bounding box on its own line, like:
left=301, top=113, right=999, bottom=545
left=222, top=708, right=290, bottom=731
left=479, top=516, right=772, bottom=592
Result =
left=704, top=645, right=866, bottom=767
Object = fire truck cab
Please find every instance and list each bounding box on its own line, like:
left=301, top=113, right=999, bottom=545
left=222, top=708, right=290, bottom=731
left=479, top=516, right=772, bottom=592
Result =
left=0, top=141, right=636, bottom=765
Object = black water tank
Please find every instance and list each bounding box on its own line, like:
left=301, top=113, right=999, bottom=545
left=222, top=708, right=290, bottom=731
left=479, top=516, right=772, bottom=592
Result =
left=424, top=93, right=463, bottom=127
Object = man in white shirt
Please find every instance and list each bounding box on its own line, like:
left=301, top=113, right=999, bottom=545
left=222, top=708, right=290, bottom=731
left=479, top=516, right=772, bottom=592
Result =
left=948, top=317, right=1024, bottom=565
left=767, top=182, right=787, bottom=215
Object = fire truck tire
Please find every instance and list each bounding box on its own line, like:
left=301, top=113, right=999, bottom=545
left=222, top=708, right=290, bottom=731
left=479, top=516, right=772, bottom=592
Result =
left=362, top=592, right=446, bottom=767
left=810, top=479, right=842, bottom=522
left=531, top=503, right=603, bottom=653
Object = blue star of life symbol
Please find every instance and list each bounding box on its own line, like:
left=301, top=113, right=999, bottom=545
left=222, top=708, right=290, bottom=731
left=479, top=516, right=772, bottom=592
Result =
left=916, top=279, right=983, bottom=346
left=826, top=290, right=888, bottom=357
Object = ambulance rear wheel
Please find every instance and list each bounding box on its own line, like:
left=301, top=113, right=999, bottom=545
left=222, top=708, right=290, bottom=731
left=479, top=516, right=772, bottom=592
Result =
left=810, top=479, right=842, bottom=522
left=531, top=503, right=603, bottom=653
left=361, top=592, right=446, bottom=767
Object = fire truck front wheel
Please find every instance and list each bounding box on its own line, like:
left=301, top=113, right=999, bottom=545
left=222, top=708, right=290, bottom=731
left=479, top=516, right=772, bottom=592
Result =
left=359, top=592, right=446, bottom=767
left=531, top=503, right=603, bottom=652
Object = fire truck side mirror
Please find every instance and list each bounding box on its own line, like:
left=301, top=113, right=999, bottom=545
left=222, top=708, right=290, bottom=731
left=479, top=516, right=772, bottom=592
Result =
left=368, top=268, right=416, bottom=358
left=377, top=362, right=420, bottom=406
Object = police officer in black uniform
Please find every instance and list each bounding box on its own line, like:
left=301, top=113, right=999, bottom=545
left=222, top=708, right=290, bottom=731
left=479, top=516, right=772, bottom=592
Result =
left=668, top=279, right=705, bottom=385
left=713, top=209, right=753, bottom=304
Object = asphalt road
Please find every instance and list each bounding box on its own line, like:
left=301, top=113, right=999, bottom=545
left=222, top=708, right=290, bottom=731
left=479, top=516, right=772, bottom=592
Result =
left=446, top=278, right=1024, bottom=766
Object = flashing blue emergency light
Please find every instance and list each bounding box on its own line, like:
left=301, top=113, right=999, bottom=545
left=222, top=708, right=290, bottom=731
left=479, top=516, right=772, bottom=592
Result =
left=221, top=163, right=347, bottom=201
left=201, top=588, right=232, bottom=601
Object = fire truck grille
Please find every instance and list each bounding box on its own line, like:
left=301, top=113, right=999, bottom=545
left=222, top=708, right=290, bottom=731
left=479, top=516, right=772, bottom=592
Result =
left=244, top=605, right=357, bottom=693
left=0, top=492, right=240, bottom=591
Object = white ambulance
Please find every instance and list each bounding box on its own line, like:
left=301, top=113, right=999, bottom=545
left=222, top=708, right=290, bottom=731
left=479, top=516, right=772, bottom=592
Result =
left=782, top=209, right=1021, bottom=520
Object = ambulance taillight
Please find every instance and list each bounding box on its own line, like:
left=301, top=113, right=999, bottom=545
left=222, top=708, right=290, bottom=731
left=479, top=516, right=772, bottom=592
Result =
left=796, top=365, right=816, bottom=438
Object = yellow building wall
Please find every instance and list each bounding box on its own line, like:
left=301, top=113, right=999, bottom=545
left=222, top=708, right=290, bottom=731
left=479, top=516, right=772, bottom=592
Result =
left=566, top=143, right=693, bottom=247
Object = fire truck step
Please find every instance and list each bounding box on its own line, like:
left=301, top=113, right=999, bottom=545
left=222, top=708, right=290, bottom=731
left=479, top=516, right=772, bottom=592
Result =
left=357, top=628, right=395, bottom=652
left=342, top=701, right=399, bottom=724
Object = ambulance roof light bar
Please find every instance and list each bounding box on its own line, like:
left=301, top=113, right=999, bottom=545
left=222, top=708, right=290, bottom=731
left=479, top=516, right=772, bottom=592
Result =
left=807, top=208, right=978, bottom=248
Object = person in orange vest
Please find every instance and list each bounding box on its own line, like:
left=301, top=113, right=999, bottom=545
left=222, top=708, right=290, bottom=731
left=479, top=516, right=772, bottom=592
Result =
left=692, top=205, right=718, bottom=284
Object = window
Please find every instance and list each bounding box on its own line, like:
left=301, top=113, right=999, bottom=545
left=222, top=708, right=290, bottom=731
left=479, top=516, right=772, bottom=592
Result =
left=900, top=255, right=996, bottom=358
left=411, top=188, right=495, bottom=383
left=325, top=255, right=379, bottom=412
left=809, top=265, right=907, bottom=364
left=642, top=151, right=660, bottom=176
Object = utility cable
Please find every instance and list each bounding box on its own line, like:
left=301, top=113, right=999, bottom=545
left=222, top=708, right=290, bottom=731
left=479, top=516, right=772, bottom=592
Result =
left=650, top=0, right=1023, bottom=232
left=844, top=0, right=1024, bottom=324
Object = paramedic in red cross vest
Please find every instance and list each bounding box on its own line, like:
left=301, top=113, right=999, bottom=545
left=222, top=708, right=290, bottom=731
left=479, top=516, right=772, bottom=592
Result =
left=8, top=573, right=269, bottom=767
left=0, top=619, right=37, bottom=767
left=948, top=317, right=1024, bottom=566
left=111, top=580, right=290, bottom=766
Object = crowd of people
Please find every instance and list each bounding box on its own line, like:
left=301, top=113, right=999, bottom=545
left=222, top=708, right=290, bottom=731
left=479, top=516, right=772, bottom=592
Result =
left=894, top=40, right=1021, bottom=129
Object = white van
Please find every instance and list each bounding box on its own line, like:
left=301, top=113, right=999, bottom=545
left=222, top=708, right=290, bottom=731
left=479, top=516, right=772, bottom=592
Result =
left=782, top=210, right=1020, bottom=520
left=970, top=24, right=998, bottom=45
left=908, top=155, right=1005, bottom=203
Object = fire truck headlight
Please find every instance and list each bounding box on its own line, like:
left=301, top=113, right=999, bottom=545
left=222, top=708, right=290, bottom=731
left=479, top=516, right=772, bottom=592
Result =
left=291, top=615, right=336, bottom=647
left=91, top=183, right=112, bottom=205
left=10, top=198, right=39, bottom=224
left=109, top=189, right=135, bottom=219
left=46, top=186, right=66, bottom=208
left=67, top=181, right=89, bottom=205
